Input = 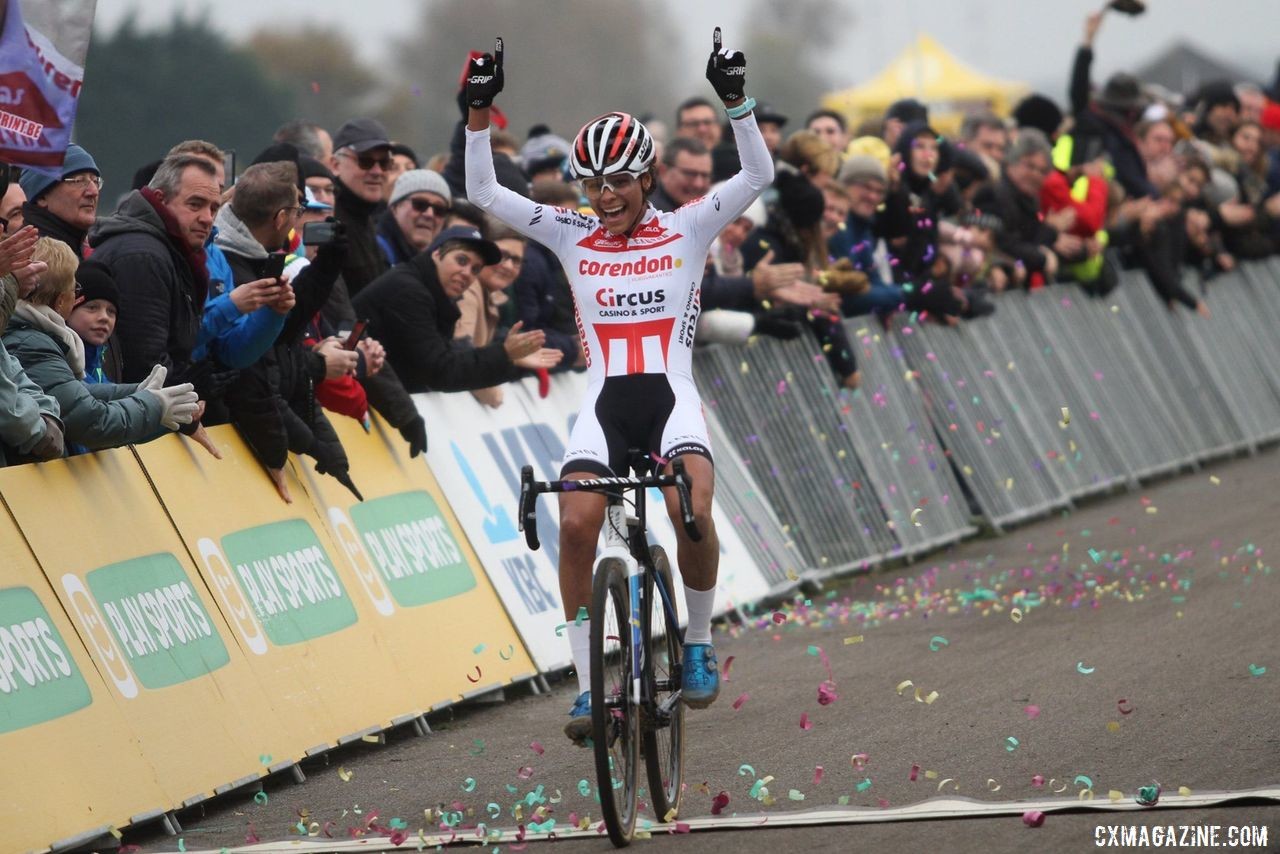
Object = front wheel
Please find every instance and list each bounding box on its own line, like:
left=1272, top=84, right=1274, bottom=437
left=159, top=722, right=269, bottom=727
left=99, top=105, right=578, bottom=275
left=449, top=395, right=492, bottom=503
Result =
left=591, top=558, right=638, bottom=847
left=642, top=545, right=685, bottom=821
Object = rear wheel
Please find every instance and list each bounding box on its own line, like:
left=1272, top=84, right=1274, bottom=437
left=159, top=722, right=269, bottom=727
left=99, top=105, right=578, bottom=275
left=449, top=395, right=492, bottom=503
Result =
left=642, top=545, right=685, bottom=821
left=590, top=558, right=638, bottom=847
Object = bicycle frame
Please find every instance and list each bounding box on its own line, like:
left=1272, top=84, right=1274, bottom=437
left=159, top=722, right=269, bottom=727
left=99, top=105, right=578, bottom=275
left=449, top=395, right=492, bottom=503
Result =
left=518, top=462, right=699, bottom=713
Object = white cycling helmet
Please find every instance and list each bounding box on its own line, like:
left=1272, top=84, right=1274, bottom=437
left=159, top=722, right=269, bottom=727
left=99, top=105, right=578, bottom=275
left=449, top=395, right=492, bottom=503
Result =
left=570, top=112, right=655, bottom=178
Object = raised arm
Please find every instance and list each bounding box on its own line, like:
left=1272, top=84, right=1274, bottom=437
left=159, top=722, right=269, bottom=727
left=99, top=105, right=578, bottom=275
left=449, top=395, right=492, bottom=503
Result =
left=683, top=28, right=774, bottom=245
left=463, top=38, right=572, bottom=251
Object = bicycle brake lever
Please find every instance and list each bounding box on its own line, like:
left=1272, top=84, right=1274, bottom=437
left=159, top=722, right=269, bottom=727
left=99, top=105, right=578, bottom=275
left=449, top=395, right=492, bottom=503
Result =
left=519, top=465, right=541, bottom=551
left=671, top=459, right=702, bottom=542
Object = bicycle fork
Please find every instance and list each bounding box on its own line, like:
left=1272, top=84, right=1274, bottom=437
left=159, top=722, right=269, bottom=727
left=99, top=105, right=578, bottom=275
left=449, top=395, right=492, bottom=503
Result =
left=601, top=500, right=644, bottom=710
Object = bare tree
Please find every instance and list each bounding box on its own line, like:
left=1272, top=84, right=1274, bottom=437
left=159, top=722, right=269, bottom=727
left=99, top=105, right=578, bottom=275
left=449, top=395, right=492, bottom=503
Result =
left=743, top=0, right=852, bottom=119
left=392, top=0, right=679, bottom=157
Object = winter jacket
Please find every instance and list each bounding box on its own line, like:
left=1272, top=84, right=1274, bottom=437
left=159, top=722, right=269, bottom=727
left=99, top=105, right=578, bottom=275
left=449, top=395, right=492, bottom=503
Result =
left=88, top=189, right=208, bottom=383
left=973, top=177, right=1058, bottom=275
left=375, top=211, right=419, bottom=267
left=192, top=225, right=287, bottom=369
left=332, top=180, right=387, bottom=298
left=1069, top=47, right=1157, bottom=200
left=218, top=225, right=350, bottom=479
left=0, top=335, right=60, bottom=465
left=82, top=337, right=122, bottom=385
left=351, top=251, right=523, bottom=394
left=23, top=203, right=89, bottom=259
left=2, top=311, right=165, bottom=451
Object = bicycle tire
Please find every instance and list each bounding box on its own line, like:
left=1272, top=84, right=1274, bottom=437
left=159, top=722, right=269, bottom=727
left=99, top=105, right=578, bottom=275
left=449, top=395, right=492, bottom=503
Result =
left=642, top=545, right=685, bottom=822
left=590, top=557, right=638, bottom=847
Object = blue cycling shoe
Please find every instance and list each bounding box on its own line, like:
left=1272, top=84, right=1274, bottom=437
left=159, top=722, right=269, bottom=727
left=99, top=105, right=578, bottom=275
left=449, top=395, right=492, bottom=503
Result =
left=564, top=690, right=592, bottom=745
left=681, top=643, right=720, bottom=709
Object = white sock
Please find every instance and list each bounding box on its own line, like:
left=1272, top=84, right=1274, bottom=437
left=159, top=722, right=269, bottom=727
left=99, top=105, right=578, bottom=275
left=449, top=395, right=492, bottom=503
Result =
left=567, top=621, right=591, bottom=695
left=682, top=584, right=717, bottom=645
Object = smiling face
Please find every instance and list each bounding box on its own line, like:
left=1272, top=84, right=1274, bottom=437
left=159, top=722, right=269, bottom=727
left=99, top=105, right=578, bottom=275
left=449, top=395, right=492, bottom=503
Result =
left=433, top=244, right=485, bottom=299
left=331, top=145, right=392, bottom=204
left=1232, top=123, right=1262, bottom=166
left=584, top=170, right=653, bottom=235
left=908, top=134, right=940, bottom=178
left=68, top=299, right=117, bottom=346
left=393, top=191, right=450, bottom=251
left=659, top=151, right=712, bottom=208
left=478, top=237, right=524, bottom=293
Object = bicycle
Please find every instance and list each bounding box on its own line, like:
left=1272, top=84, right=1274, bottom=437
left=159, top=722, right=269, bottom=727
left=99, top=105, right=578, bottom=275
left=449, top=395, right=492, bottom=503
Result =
left=518, top=453, right=702, bottom=848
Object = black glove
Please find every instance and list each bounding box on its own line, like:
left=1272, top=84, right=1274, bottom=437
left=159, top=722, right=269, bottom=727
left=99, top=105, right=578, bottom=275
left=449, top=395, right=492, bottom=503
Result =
left=705, top=27, right=746, bottom=103
left=466, top=38, right=504, bottom=109
left=399, top=414, right=427, bottom=458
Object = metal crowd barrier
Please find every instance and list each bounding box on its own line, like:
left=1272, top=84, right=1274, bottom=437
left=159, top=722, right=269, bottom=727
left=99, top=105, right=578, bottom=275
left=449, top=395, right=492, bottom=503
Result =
left=704, top=407, right=806, bottom=593
left=839, top=319, right=977, bottom=556
left=693, top=334, right=898, bottom=578
left=689, top=260, right=1280, bottom=571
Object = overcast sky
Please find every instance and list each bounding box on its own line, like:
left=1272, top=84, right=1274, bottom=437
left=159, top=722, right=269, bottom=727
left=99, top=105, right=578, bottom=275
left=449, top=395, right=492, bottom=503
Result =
left=93, top=0, right=1277, bottom=98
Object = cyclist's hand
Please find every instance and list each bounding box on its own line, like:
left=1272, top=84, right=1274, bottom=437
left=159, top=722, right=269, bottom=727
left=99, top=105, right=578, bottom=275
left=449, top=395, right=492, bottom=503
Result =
left=466, top=37, right=504, bottom=109
left=503, top=320, right=546, bottom=361
left=705, top=27, right=746, bottom=103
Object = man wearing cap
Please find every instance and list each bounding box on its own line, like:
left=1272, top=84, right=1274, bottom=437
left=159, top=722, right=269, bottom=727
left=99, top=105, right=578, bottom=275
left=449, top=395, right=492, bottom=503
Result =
left=329, top=117, right=394, bottom=296
left=1069, top=9, right=1155, bottom=199
left=351, top=225, right=561, bottom=394
left=19, top=143, right=100, bottom=259
left=883, top=99, right=928, bottom=149
left=376, top=169, right=452, bottom=266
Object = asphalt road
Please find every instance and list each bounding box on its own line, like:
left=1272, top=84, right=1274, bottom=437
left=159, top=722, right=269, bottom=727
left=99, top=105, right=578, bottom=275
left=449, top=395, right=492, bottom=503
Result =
left=125, top=448, right=1279, bottom=854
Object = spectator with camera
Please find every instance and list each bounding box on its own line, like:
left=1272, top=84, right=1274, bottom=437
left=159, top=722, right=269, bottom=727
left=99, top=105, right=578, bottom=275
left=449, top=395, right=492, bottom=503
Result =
left=213, top=160, right=360, bottom=502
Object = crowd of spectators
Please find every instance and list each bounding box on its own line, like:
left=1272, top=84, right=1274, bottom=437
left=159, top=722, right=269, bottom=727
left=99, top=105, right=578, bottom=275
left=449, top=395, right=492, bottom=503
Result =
left=1, top=9, right=1277, bottom=489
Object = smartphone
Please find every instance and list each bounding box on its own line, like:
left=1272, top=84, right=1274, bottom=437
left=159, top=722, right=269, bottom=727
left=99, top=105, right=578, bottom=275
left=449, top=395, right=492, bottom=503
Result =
left=342, top=319, right=369, bottom=350
left=303, top=220, right=337, bottom=246
left=262, top=252, right=286, bottom=280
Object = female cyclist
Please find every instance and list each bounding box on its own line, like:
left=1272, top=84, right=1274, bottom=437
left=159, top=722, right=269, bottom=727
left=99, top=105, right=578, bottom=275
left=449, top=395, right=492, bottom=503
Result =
left=464, top=29, right=772, bottom=743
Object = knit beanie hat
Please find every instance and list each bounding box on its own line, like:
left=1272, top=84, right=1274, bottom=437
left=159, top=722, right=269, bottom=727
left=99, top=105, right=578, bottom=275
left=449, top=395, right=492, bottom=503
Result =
left=19, top=144, right=99, bottom=202
left=390, top=170, right=451, bottom=207
left=838, top=154, right=888, bottom=186
left=73, top=259, right=119, bottom=310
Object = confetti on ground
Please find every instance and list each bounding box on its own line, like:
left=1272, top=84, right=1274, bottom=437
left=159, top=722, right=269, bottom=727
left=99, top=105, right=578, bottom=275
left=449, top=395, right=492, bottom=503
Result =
left=788, top=789, right=805, bottom=801
left=1077, top=662, right=1095, bottom=674
left=813, top=766, right=824, bottom=785
left=722, top=655, right=736, bottom=682
left=1005, top=736, right=1019, bottom=752
left=469, top=739, right=486, bottom=755
left=1059, top=406, right=1070, bottom=427
left=1136, top=785, right=1161, bottom=806
left=1117, top=699, right=1134, bottom=715
left=1210, top=476, right=1221, bottom=485
left=987, top=778, right=1002, bottom=792
left=1010, top=607, right=1023, bottom=622
left=738, top=764, right=755, bottom=777
left=928, top=635, right=949, bottom=651
left=1023, top=810, right=1046, bottom=828
left=530, top=741, right=545, bottom=755
left=462, top=777, right=476, bottom=792
left=732, top=692, right=750, bottom=710
left=1248, top=664, right=1267, bottom=677
left=253, top=791, right=268, bottom=805
left=1024, top=704, right=1040, bottom=719
left=817, top=680, right=839, bottom=705
left=844, top=635, right=864, bottom=645
left=911, top=508, right=923, bottom=526
left=799, top=712, right=812, bottom=730
left=338, top=767, right=353, bottom=782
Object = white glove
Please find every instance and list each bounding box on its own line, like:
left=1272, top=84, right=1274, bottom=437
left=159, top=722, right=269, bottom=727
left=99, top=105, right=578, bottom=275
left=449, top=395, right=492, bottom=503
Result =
left=145, top=382, right=199, bottom=431
left=140, top=364, right=168, bottom=391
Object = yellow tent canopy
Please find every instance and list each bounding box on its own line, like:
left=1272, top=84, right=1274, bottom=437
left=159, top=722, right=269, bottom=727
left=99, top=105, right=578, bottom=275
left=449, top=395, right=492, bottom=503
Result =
left=823, top=33, right=1029, bottom=135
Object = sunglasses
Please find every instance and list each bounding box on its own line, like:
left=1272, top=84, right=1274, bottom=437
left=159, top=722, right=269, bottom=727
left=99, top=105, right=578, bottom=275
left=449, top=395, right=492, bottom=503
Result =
left=498, top=250, right=524, bottom=266
left=408, top=197, right=449, bottom=216
left=339, top=149, right=393, bottom=171
left=580, top=170, right=645, bottom=196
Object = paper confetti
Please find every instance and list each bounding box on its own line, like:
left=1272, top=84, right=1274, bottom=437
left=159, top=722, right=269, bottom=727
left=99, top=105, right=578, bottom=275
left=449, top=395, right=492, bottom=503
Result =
left=338, top=766, right=353, bottom=782
left=530, top=741, right=545, bottom=755
left=910, top=508, right=923, bottom=526
left=1076, top=662, right=1095, bottom=674
left=1024, top=704, right=1040, bottom=719
left=732, top=692, right=750, bottom=710
left=1248, top=664, right=1267, bottom=677
left=799, top=712, right=812, bottom=730
left=1023, top=810, right=1046, bottom=827
left=844, top=635, right=864, bottom=645
left=813, top=766, right=825, bottom=786
left=928, top=635, right=949, bottom=651
left=253, top=791, right=268, bottom=805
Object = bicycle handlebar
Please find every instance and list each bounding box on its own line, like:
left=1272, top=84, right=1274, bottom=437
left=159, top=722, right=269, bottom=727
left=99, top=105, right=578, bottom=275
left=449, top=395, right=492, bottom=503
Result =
left=516, top=463, right=702, bottom=551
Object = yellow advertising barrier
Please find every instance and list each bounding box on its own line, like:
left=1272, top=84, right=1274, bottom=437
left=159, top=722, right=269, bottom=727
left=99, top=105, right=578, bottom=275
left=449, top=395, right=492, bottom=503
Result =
left=293, top=413, right=537, bottom=711
left=133, top=427, right=408, bottom=747
left=0, top=449, right=298, bottom=810
left=0, top=496, right=170, bottom=854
